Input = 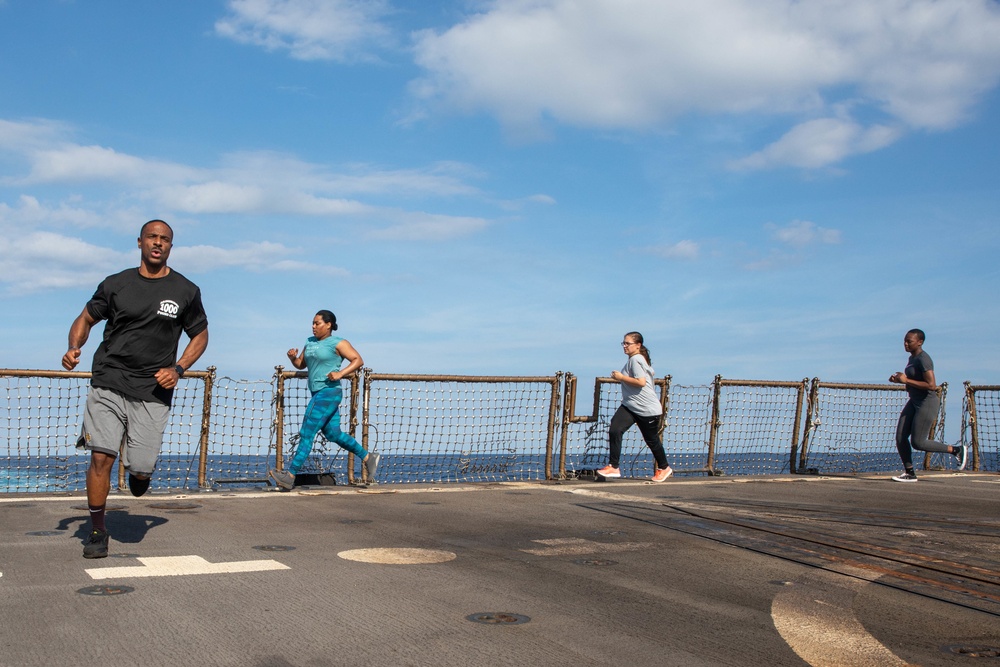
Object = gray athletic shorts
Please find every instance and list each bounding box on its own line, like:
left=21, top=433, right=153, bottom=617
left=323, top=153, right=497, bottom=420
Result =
left=76, top=386, right=170, bottom=477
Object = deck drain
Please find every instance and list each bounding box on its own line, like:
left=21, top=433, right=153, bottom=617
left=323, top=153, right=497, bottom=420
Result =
left=26, top=530, right=62, bottom=536
left=574, top=558, right=618, bottom=566
left=466, top=612, right=530, bottom=625
left=253, top=545, right=296, bottom=552
left=941, top=645, right=1000, bottom=658
left=413, top=501, right=440, bottom=505
left=148, top=502, right=201, bottom=511
left=78, top=585, right=135, bottom=596
left=340, top=519, right=372, bottom=524
left=590, top=530, right=627, bottom=536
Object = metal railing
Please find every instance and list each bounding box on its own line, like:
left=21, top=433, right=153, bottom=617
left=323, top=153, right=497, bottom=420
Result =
left=1, top=367, right=995, bottom=493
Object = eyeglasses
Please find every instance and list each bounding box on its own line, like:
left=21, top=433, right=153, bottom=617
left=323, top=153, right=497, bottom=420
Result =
left=621, top=341, right=637, bottom=347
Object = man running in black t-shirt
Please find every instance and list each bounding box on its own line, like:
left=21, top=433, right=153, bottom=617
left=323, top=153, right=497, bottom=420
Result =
left=62, top=220, right=209, bottom=558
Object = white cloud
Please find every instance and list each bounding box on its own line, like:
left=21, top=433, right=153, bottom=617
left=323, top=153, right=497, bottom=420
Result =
left=729, top=118, right=903, bottom=170
left=652, top=240, right=700, bottom=260
left=0, top=118, right=70, bottom=153
left=0, top=122, right=495, bottom=232
left=364, top=211, right=490, bottom=241
left=767, top=220, right=841, bottom=247
left=174, top=242, right=349, bottom=276
left=527, top=194, right=556, bottom=205
left=410, top=0, right=1000, bottom=163
left=215, top=0, right=392, bottom=62
left=24, top=145, right=202, bottom=185
left=0, top=195, right=105, bottom=230
left=0, top=232, right=132, bottom=292
left=0, top=232, right=351, bottom=294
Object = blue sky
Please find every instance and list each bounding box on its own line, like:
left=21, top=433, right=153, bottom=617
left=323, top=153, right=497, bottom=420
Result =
left=2, top=0, right=999, bottom=406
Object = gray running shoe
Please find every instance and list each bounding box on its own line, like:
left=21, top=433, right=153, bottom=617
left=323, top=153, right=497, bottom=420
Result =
left=83, top=528, right=109, bottom=559
left=365, top=452, right=381, bottom=480
left=891, top=472, right=918, bottom=483
left=268, top=468, right=295, bottom=490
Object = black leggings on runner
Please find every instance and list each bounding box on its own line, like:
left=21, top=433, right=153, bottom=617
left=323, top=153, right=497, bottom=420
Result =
left=895, top=393, right=950, bottom=469
left=608, top=405, right=669, bottom=469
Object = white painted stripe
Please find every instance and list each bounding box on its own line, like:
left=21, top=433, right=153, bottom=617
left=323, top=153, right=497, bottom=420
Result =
left=520, top=537, right=653, bottom=557
left=86, top=555, right=289, bottom=580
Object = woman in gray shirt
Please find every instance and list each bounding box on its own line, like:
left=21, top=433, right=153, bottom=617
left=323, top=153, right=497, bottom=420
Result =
left=597, top=332, right=673, bottom=482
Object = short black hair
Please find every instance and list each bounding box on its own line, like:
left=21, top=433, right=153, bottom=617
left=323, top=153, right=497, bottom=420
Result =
left=906, top=328, right=925, bottom=343
left=140, top=219, right=173, bottom=237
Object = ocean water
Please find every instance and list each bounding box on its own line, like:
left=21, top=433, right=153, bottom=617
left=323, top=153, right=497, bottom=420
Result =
left=3, top=448, right=990, bottom=494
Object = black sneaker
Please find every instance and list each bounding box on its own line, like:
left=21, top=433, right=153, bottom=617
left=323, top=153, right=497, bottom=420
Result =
left=128, top=473, right=151, bottom=497
left=891, top=472, right=918, bottom=483
left=83, top=529, right=110, bottom=559
left=955, top=444, right=969, bottom=471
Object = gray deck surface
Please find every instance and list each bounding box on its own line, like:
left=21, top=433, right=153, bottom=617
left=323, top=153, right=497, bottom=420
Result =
left=2, top=471, right=999, bottom=666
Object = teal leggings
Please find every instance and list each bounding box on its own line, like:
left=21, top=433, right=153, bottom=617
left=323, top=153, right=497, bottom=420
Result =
left=288, top=387, right=366, bottom=474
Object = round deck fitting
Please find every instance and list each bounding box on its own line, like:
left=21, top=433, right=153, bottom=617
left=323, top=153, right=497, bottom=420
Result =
left=253, top=545, right=296, bottom=552
left=78, top=585, right=134, bottom=596
left=147, top=502, right=202, bottom=511
left=941, top=645, right=1000, bottom=658
left=465, top=612, right=530, bottom=625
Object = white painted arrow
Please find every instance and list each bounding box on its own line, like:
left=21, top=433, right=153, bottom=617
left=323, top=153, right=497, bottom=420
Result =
left=86, top=555, right=289, bottom=580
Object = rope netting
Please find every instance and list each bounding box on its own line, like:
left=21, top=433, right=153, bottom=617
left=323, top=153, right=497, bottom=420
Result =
left=277, top=372, right=360, bottom=483
left=563, top=379, right=711, bottom=477
left=1, top=373, right=88, bottom=492
left=661, top=384, right=715, bottom=472
left=0, top=371, right=213, bottom=493
left=1, top=369, right=994, bottom=493
left=712, top=380, right=807, bottom=475
left=563, top=379, right=638, bottom=475
left=800, top=382, right=952, bottom=474
left=155, top=374, right=208, bottom=490
left=966, top=385, right=1000, bottom=472
left=361, top=374, right=558, bottom=483
left=203, top=374, right=276, bottom=488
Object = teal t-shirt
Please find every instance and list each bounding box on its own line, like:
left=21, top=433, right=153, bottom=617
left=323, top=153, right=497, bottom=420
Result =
left=303, top=335, right=344, bottom=393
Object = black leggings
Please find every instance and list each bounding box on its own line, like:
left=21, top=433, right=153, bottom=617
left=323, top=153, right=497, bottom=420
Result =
left=608, top=405, right=669, bottom=469
left=895, top=393, right=950, bottom=469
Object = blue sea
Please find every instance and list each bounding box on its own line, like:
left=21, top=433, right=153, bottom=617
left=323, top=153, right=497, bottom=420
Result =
left=3, top=449, right=986, bottom=494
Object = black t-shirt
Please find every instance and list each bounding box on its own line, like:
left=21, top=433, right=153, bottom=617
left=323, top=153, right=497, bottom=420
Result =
left=87, top=268, right=208, bottom=406
left=904, top=350, right=933, bottom=401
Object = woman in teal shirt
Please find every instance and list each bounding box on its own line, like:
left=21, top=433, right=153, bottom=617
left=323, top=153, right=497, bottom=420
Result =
left=268, top=310, right=379, bottom=489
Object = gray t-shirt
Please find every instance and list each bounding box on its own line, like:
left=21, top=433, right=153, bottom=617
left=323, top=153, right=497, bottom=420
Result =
left=620, top=355, right=662, bottom=417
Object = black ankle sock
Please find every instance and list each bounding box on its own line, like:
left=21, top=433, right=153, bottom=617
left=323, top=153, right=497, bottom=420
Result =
left=89, top=505, right=106, bottom=532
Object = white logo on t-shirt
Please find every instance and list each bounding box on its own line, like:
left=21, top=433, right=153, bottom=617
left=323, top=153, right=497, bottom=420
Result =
left=157, top=300, right=180, bottom=318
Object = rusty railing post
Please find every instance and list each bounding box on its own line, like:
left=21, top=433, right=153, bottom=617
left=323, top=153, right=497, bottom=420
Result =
left=197, top=367, right=215, bottom=489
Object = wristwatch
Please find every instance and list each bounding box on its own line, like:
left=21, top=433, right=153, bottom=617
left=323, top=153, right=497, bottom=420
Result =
left=174, top=364, right=185, bottom=377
